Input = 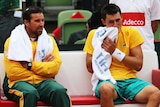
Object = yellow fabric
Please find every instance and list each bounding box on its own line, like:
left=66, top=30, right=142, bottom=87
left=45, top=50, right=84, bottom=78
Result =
left=83, top=26, right=144, bottom=80
left=4, top=36, right=62, bottom=88
left=9, top=89, right=24, bottom=107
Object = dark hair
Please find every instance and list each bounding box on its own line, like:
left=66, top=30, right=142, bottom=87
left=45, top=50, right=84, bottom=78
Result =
left=87, top=11, right=103, bottom=30
left=101, top=3, right=121, bottom=20
left=22, top=6, right=43, bottom=22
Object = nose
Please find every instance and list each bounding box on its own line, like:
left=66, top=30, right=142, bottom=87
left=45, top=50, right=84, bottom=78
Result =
left=112, top=18, right=120, bottom=27
left=40, top=20, right=44, bottom=27
left=113, top=21, right=118, bottom=26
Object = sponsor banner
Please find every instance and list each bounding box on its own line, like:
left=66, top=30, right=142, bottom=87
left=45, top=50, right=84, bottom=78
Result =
left=122, top=12, right=145, bottom=26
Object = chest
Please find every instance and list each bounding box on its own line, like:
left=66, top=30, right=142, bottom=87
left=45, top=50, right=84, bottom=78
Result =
left=110, top=0, right=151, bottom=12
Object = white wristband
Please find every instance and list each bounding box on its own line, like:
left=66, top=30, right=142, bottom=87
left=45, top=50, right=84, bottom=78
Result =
left=112, top=48, right=125, bottom=62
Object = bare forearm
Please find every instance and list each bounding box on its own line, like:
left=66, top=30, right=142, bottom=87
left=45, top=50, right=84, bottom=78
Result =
left=86, top=53, right=93, bottom=73
left=122, top=55, right=143, bottom=71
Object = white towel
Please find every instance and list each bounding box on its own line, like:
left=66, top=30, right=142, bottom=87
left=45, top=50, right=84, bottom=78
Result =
left=8, top=24, right=53, bottom=62
left=91, top=27, right=118, bottom=92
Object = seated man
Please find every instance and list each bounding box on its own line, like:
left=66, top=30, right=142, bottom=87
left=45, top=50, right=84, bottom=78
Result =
left=3, top=6, right=70, bottom=107
left=83, top=3, right=160, bottom=107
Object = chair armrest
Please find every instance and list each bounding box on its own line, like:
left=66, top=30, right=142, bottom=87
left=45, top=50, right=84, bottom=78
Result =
left=152, top=69, right=160, bottom=89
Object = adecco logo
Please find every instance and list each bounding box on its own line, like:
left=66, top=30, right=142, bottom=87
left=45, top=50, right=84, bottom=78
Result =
left=123, top=19, right=144, bottom=26
left=122, top=12, right=145, bottom=26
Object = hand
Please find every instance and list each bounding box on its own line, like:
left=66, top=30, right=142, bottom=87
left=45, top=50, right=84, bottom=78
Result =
left=102, top=37, right=116, bottom=55
left=20, top=61, right=28, bottom=69
left=43, top=54, right=55, bottom=62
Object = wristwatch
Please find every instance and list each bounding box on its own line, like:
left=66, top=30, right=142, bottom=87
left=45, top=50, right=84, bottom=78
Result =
left=27, top=62, right=32, bottom=70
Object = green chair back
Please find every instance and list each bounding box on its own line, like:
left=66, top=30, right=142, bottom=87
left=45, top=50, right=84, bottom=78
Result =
left=58, top=10, right=92, bottom=44
left=58, top=10, right=92, bottom=26
left=74, top=39, right=86, bottom=44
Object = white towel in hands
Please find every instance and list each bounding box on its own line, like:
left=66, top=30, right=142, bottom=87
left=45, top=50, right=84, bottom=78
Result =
left=91, top=27, right=118, bottom=92
left=8, top=24, right=53, bottom=62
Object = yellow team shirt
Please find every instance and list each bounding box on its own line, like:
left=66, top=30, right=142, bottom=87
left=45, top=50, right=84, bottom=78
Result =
left=83, top=26, right=144, bottom=80
left=4, top=36, right=62, bottom=87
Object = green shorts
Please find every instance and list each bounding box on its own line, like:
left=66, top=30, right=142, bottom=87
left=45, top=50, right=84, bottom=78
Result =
left=95, top=78, right=151, bottom=104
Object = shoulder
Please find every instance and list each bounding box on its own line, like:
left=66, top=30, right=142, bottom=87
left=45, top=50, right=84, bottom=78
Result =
left=88, top=29, right=97, bottom=37
left=4, top=37, right=10, bottom=47
left=121, top=26, right=140, bottom=34
left=48, top=35, right=58, bottom=44
left=4, top=37, right=10, bottom=54
left=120, top=26, right=143, bottom=40
left=121, top=26, right=136, bottom=30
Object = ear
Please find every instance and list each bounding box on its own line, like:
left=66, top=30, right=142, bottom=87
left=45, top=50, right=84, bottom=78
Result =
left=24, top=20, right=29, bottom=27
left=101, top=19, right=106, bottom=25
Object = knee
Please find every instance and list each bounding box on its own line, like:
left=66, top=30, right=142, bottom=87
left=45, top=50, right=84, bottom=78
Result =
left=156, top=90, right=160, bottom=99
left=50, top=88, right=70, bottom=102
left=53, top=88, right=68, bottom=96
left=99, top=83, right=115, bottom=99
left=24, top=88, right=39, bottom=98
left=147, top=87, right=160, bottom=102
left=49, top=89, right=70, bottom=107
left=151, top=89, right=160, bottom=101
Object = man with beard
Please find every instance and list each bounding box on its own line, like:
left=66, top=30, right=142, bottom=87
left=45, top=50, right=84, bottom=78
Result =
left=3, top=6, right=71, bottom=107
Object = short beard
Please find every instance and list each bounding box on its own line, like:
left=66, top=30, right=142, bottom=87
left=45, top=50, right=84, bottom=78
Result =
left=34, top=33, right=40, bottom=41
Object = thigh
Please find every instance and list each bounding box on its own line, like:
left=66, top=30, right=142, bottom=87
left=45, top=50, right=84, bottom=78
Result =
left=37, top=79, right=66, bottom=98
left=9, top=81, right=39, bottom=101
left=11, top=81, right=39, bottom=98
left=134, top=85, right=159, bottom=103
left=124, top=78, right=151, bottom=102
left=12, top=81, right=37, bottom=92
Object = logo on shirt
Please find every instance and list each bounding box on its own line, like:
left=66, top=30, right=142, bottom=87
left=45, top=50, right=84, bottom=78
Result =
left=97, top=28, right=107, bottom=38
left=122, top=12, right=145, bottom=26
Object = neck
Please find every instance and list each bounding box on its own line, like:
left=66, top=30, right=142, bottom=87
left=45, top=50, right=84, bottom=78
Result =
left=25, top=26, right=37, bottom=39
left=30, top=37, right=37, bottom=41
